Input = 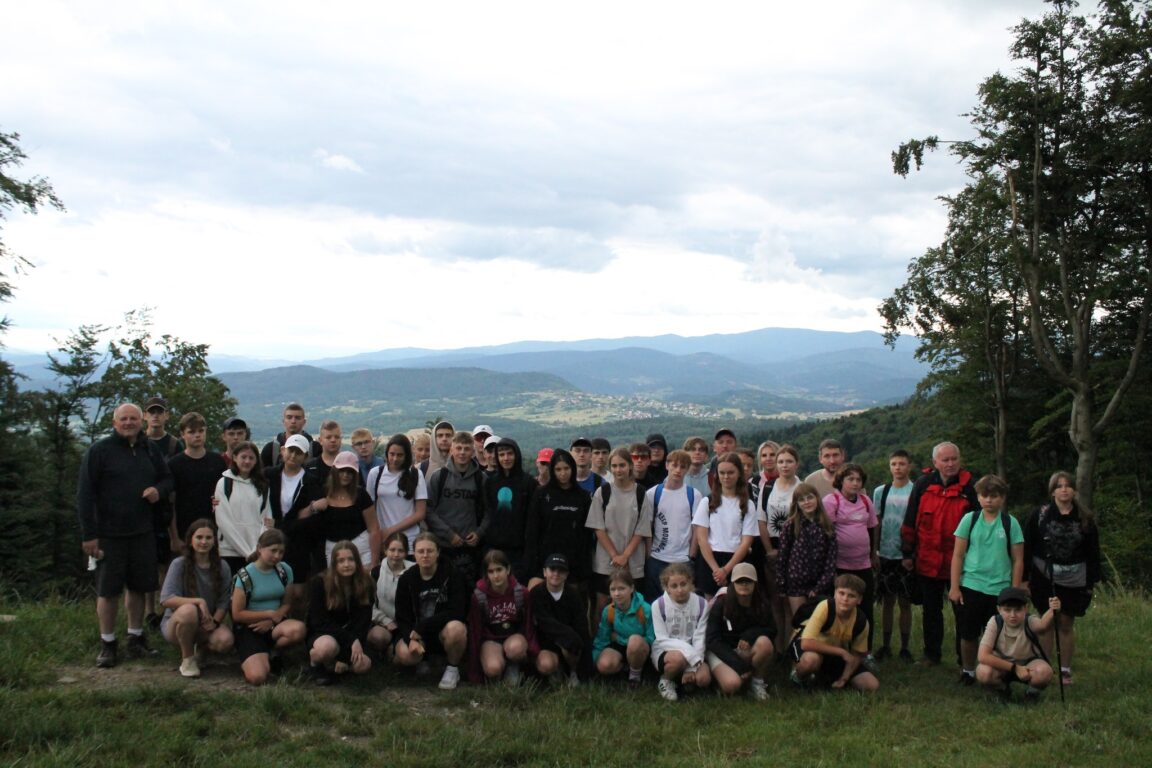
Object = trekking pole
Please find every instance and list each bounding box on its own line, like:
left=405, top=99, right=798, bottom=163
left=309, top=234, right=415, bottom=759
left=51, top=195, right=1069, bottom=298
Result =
left=1047, top=557, right=1066, bottom=705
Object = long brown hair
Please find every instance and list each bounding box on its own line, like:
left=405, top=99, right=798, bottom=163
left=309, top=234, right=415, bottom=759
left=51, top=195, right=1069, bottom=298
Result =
left=322, top=541, right=375, bottom=611
left=1047, top=471, right=1095, bottom=529
left=788, top=482, right=834, bottom=538
left=709, top=452, right=750, bottom=514
left=180, top=518, right=224, bottom=600
left=231, top=441, right=268, bottom=494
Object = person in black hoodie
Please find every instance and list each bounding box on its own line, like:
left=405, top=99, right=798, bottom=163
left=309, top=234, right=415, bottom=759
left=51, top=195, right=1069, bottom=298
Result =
left=393, top=532, right=469, bottom=690
left=524, top=449, right=593, bottom=591
left=483, top=437, right=537, bottom=583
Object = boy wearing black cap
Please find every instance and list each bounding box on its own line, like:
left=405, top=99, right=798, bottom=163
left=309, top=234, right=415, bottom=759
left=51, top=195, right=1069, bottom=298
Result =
left=976, top=587, right=1060, bottom=701
left=644, top=434, right=668, bottom=486
left=530, top=554, right=592, bottom=685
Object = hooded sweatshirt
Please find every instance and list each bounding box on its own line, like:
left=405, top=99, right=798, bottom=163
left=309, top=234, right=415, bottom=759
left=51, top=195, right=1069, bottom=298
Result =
left=483, top=438, right=536, bottom=552
left=422, top=420, right=454, bottom=478
left=214, top=469, right=272, bottom=559
left=467, top=572, right=538, bottom=682
left=524, top=448, right=592, bottom=581
left=426, top=453, right=486, bottom=545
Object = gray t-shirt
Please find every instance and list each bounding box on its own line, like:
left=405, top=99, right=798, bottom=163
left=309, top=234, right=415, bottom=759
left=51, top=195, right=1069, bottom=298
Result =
left=159, top=556, right=233, bottom=636
left=586, top=482, right=653, bottom=578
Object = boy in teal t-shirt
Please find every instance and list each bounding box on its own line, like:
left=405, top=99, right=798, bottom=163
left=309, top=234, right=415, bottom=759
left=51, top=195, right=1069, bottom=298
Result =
left=949, top=474, right=1023, bottom=685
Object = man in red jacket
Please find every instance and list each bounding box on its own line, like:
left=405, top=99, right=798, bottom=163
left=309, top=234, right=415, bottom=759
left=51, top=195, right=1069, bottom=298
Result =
left=900, top=441, right=978, bottom=668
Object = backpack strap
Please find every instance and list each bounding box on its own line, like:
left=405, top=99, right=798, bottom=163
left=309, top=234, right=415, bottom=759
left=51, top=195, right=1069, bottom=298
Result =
left=967, top=511, right=1013, bottom=559
left=474, top=587, right=488, bottom=618
left=877, top=483, right=892, bottom=522
left=236, top=565, right=254, bottom=597
left=513, top=583, right=525, bottom=613
left=223, top=476, right=234, bottom=501
left=274, top=562, right=288, bottom=587
left=654, top=484, right=664, bottom=517
left=656, top=595, right=666, bottom=622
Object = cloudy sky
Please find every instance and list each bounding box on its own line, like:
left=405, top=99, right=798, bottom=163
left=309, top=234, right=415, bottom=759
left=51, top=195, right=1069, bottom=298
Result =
left=3, top=0, right=1041, bottom=360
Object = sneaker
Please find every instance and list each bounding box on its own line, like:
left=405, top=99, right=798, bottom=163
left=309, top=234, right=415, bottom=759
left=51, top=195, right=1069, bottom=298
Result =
left=899, top=648, right=914, bottom=662
left=438, top=665, right=460, bottom=690
left=96, top=640, right=118, bottom=669
left=125, top=633, right=159, bottom=659
left=567, top=671, right=580, bottom=688
left=503, top=662, right=521, bottom=687
left=179, top=656, right=201, bottom=678
left=861, top=654, right=880, bottom=675
left=958, top=671, right=976, bottom=686
left=657, top=678, right=679, bottom=702
left=310, top=665, right=334, bottom=687
left=1061, top=668, right=1073, bottom=686
left=873, top=646, right=891, bottom=661
left=627, top=669, right=642, bottom=690
left=748, top=677, right=769, bottom=701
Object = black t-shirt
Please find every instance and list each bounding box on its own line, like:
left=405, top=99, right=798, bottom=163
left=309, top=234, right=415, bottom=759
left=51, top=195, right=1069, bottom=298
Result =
left=321, top=488, right=374, bottom=542
left=168, top=451, right=228, bottom=538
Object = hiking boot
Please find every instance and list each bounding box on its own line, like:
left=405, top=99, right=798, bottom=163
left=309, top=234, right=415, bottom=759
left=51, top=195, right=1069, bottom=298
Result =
left=125, top=633, right=159, bottom=659
left=179, top=656, right=201, bottom=678
left=861, top=654, right=880, bottom=675
left=748, top=677, right=769, bottom=701
left=657, top=678, right=678, bottom=702
left=503, top=662, right=521, bottom=687
left=96, top=640, right=118, bottom=669
left=438, top=665, right=460, bottom=690
left=958, top=671, right=976, bottom=686
left=899, top=648, right=914, bottom=662
left=873, top=646, right=891, bottom=661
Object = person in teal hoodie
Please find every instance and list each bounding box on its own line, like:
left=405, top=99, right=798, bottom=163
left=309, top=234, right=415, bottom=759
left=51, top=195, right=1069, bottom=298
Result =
left=593, top=569, right=655, bottom=688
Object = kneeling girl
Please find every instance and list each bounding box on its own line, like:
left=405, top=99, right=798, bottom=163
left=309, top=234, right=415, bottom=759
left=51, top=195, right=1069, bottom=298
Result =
left=306, top=540, right=376, bottom=685
left=230, top=528, right=307, bottom=685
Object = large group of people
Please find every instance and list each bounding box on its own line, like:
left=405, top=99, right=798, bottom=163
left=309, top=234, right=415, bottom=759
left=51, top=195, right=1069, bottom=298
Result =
left=75, top=400, right=1101, bottom=701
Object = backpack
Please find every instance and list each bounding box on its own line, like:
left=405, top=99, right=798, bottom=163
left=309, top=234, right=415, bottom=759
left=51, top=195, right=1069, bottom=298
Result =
left=791, top=596, right=867, bottom=644
left=875, top=484, right=892, bottom=522
left=965, top=510, right=1013, bottom=560
left=991, top=614, right=1048, bottom=663
left=654, top=593, right=706, bottom=622
left=599, top=483, right=646, bottom=515
left=652, top=483, right=696, bottom=519
left=235, top=562, right=289, bottom=598
left=606, top=600, right=647, bottom=637
left=374, top=464, right=419, bottom=503
left=223, top=475, right=270, bottom=514
left=473, top=582, right=525, bottom=619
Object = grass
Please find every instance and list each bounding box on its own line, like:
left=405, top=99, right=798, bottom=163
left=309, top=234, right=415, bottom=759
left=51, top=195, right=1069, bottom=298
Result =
left=1, top=588, right=1148, bottom=767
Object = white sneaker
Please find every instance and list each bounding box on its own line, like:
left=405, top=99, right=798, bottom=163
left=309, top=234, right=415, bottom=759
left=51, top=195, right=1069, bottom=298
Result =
left=657, top=678, right=679, bottom=701
left=503, top=662, right=521, bottom=687
left=748, top=677, right=769, bottom=701
left=438, top=665, right=460, bottom=690
left=179, top=656, right=201, bottom=678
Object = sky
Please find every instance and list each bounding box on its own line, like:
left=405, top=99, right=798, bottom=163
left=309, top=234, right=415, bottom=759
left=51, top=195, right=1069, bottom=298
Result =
left=2, top=0, right=1043, bottom=360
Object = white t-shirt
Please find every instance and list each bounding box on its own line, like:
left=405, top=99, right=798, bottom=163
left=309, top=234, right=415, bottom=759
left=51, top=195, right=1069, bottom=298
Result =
left=367, top=465, right=428, bottom=552
left=759, top=477, right=799, bottom=540
left=647, top=484, right=697, bottom=564
left=692, top=495, right=758, bottom=554
left=279, top=470, right=304, bottom=519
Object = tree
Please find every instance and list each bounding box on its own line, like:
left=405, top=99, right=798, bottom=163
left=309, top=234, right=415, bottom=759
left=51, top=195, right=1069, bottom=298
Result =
left=888, top=0, right=1152, bottom=509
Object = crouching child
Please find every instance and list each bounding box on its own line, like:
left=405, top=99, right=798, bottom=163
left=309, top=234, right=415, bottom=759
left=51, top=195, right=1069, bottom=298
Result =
left=976, top=587, right=1059, bottom=702
left=789, top=573, right=879, bottom=692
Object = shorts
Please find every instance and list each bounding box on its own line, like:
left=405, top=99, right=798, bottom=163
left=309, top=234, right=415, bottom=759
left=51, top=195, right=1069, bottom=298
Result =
left=876, top=558, right=914, bottom=600
left=95, top=533, right=159, bottom=598
left=787, top=637, right=870, bottom=682
left=234, top=623, right=277, bottom=661
left=1029, top=573, right=1093, bottom=618
left=957, top=587, right=1000, bottom=642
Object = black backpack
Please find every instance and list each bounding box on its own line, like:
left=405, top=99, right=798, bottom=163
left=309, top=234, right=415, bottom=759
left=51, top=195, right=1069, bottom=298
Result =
left=965, top=510, right=1014, bottom=559
left=791, top=596, right=867, bottom=644
left=598, top=483, right=646, bottom=514
left=990, top=614, right=1048, bottom=663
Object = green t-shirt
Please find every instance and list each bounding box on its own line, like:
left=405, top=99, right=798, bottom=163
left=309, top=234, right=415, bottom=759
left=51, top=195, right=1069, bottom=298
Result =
left=954, top=511, right=1023, bottom=595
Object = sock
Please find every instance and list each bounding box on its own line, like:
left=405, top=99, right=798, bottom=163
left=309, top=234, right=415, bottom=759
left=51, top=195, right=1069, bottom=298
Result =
left=628, top=667, right=642, bottom=680
left=1061, top=666, right=1071, bottom=674
left=101, top=633, right=116, bottom=643
left=127, top=627, right=143, bottom=637
left=962, top=669, right=975, bottom=677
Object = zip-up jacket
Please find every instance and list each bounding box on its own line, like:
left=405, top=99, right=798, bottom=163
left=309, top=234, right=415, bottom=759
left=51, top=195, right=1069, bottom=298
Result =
left=77, top=431, right=173, bottom=539
left=901, top=468, right=979, bottom=579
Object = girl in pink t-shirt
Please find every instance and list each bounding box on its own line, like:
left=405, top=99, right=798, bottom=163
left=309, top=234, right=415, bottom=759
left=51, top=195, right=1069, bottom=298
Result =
left=823, top=463, right=879, bottom=650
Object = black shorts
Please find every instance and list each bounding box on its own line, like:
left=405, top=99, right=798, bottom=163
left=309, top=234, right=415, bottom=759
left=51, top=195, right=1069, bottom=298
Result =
left=789, top=636, right=869, bottom=682
left=234, top=623, right=277, bottom=661
left=1029, top=573, right=1093, bottom=618
left=95, top=533, right=158, bottom=598
left=957, top=587, right=1000, bottom=641
left=876, top=558, right=914, bottom=600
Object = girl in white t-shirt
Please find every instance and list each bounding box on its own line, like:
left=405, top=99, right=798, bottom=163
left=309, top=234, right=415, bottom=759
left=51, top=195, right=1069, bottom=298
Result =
left=366, top=434, right=427, bottom=555
left=692, top=453, right=758, bottom=596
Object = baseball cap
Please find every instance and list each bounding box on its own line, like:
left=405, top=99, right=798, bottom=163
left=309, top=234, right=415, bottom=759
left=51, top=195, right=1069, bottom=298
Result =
left=544, top=553, right=569, bottom=571
left=284, top=434, right=311, bottom=453
left=731, top=562, right=758, bottom=583
left=997, top=586, right=1030, bottom=606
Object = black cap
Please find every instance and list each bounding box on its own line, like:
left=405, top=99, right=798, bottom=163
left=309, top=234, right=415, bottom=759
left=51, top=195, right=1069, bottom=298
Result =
left=646, top=433, right=668, bottom=451
left=222, top=417, right=248, bottom=431
left=144, top=396, right=168, bottom=412
left=714, top=428, right=736, bottom=441
left=543, top=553, right=569, bottom=571
left=570, top=437, right=593, bottom=449
left=997, top=586, right=1029, bottom=606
